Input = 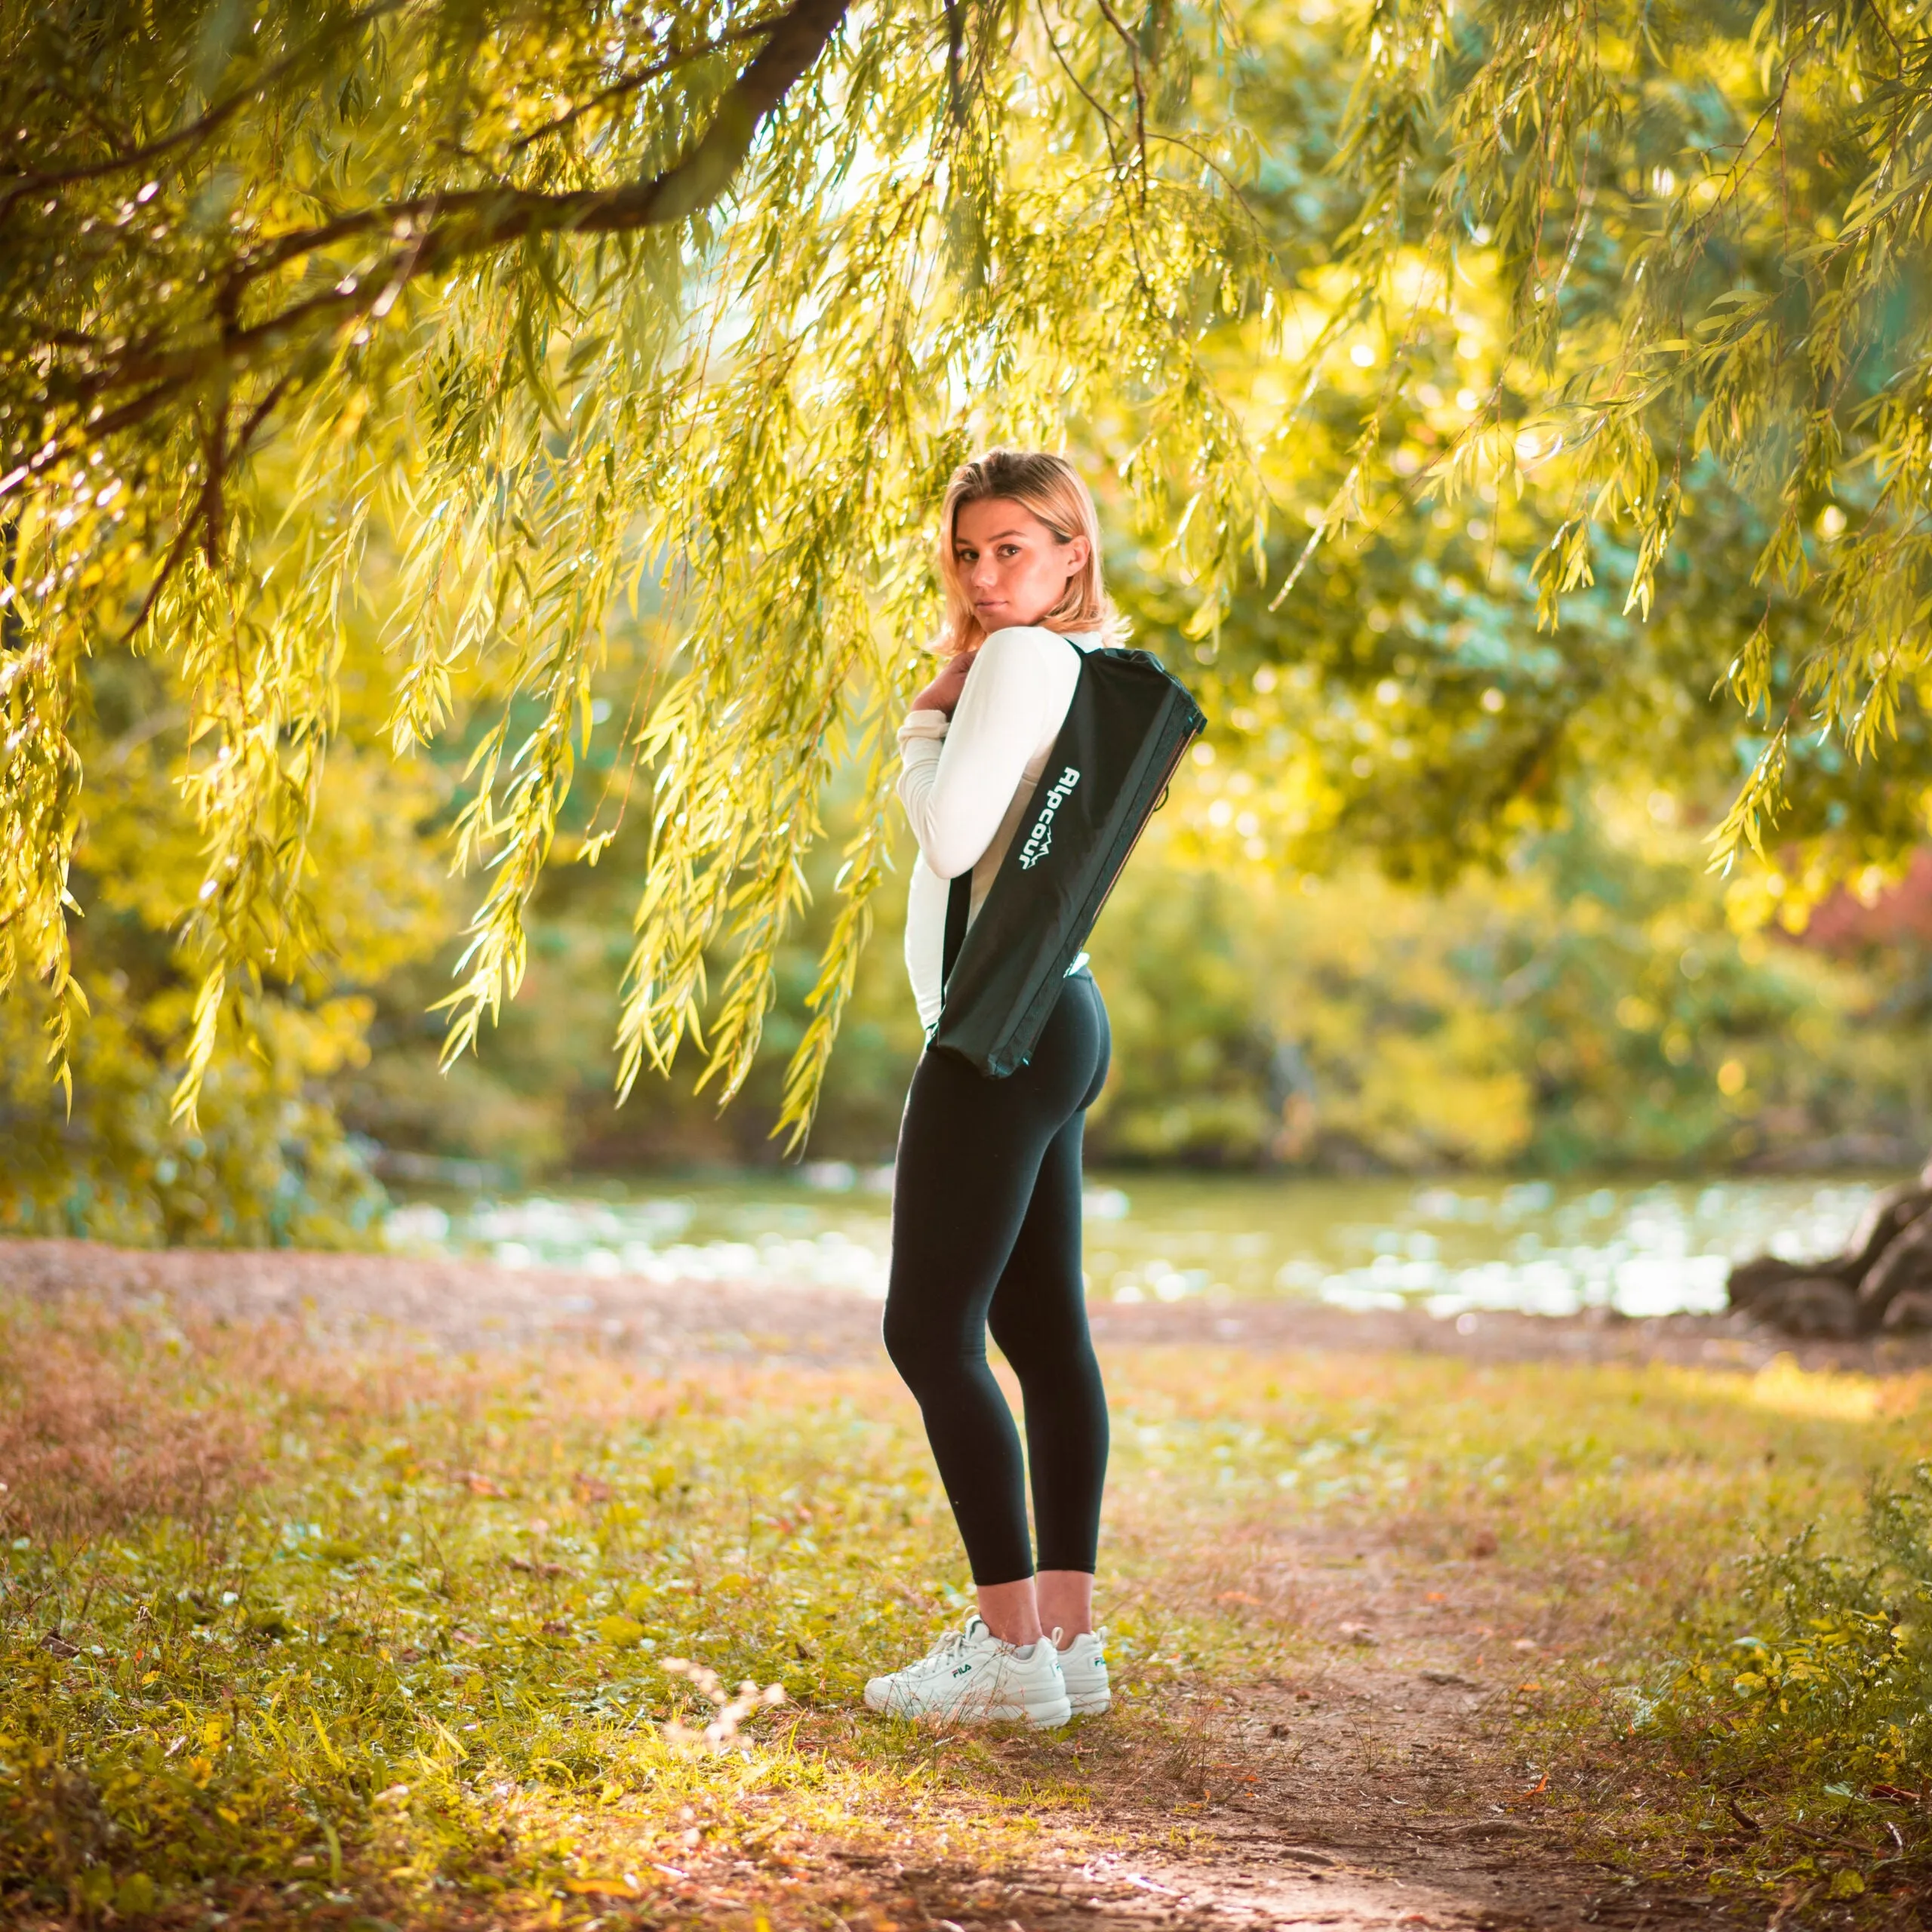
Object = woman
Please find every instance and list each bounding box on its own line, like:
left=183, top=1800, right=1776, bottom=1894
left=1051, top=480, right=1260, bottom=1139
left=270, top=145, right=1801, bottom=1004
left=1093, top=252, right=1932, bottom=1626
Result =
left=864, top=449, right=1116, bottom=1730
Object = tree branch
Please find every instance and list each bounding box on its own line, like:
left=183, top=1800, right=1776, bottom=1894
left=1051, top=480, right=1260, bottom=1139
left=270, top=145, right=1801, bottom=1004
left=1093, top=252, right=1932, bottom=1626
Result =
left=224, top=0, right=849, bottom=289
left=118, top=372, right=296, bottom=648
left=504, top=8, right=804, bottom=154
left=0, top=1, right=408, bottom=212
left=1092, top=0, right=1148, bottom=200
left=11, top=0, right=852, bottom=469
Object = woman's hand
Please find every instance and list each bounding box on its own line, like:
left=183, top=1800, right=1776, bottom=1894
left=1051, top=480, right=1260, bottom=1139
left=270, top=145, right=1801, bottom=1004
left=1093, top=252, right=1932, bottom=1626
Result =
left=910, top=649, right=974, bottom=718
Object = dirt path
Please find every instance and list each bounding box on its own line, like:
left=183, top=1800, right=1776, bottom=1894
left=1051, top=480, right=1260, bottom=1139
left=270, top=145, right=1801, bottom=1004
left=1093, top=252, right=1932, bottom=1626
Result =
left=823, top=1513, right=1727, bottom=1932
left=4, top=1234, right=1927, bottom=1377
left=592, top=1528, right=1715, bottom=1932
left=1117, top=1565, right=1714, bottom=1932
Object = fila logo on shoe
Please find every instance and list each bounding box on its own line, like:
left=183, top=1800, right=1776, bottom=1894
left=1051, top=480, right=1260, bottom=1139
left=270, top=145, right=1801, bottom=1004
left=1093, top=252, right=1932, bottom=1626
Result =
left=1017, top=767, right=1081, bottom=870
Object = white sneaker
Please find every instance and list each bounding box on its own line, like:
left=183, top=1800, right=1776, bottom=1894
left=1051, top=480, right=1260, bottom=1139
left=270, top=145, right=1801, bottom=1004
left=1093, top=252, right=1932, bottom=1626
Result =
left=863, top=1616, right=1071, bottom=1727
left=1054, top=1628, right=1112, bottom=1715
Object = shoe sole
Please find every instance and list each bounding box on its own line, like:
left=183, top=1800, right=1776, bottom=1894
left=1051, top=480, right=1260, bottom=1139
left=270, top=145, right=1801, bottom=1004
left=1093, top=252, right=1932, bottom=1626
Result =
left=864, top=1687, right=1072, bottom=1729
left=1061, top=1666, right=1111, bottom=1716
left=971, top=1694, right=1072, bottom=1728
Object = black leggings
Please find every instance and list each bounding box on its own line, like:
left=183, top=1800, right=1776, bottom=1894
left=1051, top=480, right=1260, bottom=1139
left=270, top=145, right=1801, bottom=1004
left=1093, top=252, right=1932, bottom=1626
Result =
left=883, top=971, right=1112, bottom=1586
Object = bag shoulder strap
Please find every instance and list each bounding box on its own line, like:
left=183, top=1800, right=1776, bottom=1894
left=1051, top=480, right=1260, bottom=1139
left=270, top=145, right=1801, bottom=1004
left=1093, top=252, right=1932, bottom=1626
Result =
left=941, top=871, right=971, bottom=990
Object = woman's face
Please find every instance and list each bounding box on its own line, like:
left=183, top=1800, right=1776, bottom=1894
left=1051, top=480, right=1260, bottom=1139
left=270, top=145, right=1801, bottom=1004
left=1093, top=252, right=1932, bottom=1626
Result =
left=952, top=497, right=1089, bottom=635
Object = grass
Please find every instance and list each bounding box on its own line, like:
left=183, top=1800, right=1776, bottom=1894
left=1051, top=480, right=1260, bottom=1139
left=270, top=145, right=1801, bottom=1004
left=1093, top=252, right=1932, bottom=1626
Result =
left=2, top=1289, right=1929, bottom=1927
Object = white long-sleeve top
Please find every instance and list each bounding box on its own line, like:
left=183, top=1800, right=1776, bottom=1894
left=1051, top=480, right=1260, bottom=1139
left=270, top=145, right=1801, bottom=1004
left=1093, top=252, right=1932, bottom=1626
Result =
left=897, top=626, right=1099, bottom=1030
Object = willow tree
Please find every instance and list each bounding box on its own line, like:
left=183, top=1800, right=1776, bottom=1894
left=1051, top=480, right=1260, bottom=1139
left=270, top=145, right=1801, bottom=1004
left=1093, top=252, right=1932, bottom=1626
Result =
left=7, top=0, right=1932, bottom=1145
left=1303, top=0, right=1932, bottom=901
left=3, top=0, right=1282, bottom=1138
left=1121, top=2, right=1932, bottom=916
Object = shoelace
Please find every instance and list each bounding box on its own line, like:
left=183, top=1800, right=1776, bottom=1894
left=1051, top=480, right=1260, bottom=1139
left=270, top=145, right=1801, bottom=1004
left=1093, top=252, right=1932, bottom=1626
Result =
left=898, top=1621, right=984, bottom=1681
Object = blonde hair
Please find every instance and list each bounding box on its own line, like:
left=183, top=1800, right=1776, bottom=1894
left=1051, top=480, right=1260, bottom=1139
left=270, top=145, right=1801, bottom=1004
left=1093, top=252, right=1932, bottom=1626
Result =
left=935, top=448, right=1120, bottom=657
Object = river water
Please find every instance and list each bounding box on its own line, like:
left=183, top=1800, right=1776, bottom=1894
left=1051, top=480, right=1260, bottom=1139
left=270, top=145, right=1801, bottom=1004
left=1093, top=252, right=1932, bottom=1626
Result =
left=383, top=1169, right=1902, bottom=1319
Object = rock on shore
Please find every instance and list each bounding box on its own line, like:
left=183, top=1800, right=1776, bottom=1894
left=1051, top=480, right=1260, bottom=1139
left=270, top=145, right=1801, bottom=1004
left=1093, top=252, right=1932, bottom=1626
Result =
left=1728, top=1164, right=1932, bottom=1337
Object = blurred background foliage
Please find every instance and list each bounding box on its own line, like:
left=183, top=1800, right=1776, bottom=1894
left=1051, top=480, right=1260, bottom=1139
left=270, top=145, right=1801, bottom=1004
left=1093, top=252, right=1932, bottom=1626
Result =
left=13, top=0, right=1932, bottom=1240
left=10, top=620, right=1932, bottom=1238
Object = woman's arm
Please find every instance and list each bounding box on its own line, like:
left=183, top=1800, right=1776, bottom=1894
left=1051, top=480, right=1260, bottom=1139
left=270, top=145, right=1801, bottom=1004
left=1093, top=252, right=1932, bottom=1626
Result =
left=897, top=629, right=1057, bottom=879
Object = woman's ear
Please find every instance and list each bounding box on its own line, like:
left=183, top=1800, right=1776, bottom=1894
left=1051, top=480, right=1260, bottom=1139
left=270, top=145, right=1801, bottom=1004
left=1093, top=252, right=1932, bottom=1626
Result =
left=1062, top=534, right=1091, bottom=579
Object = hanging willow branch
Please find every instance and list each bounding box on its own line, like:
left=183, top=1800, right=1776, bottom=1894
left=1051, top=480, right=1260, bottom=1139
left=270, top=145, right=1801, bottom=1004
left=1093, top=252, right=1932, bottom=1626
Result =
left=1312, top=0, right=1932, bottom=873
left=14, top=0, right=1925, bottom=1138
left=0, top=0, right=1280, bottom=1136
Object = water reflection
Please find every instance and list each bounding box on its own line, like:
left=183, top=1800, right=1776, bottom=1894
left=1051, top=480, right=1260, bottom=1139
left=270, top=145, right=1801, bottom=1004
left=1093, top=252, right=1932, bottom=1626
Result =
left=383, top=1171, right=1897, bottom=1320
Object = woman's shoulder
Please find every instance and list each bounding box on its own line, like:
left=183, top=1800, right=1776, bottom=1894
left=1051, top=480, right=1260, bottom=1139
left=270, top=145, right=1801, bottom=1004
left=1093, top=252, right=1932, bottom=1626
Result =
left=957, top=628, right=1084, bottom=738
left=975, top=625, right=1084, bottom=668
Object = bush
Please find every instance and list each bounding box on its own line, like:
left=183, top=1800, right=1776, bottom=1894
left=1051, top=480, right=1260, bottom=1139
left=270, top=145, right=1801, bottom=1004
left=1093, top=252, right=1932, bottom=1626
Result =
left=1661, top=1466, right=1932, bottom=1900
left=1718, top=1478, right=1932, bottom=1794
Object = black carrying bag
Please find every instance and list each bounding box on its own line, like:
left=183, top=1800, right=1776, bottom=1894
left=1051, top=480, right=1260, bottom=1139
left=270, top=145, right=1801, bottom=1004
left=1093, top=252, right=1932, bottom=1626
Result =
left=932, top=645, right=1206, bottom=1077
